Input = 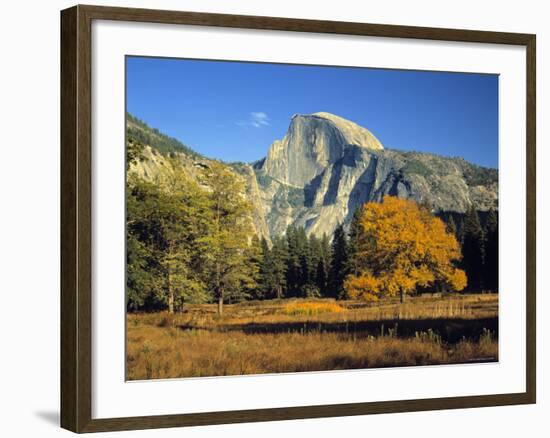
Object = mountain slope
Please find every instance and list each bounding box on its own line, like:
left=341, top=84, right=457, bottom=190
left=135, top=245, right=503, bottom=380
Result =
left=253, top=112, right=497, bottom=237
left=127, top=113, right=203, bottom=158
left=127, top=112, right=497, bottom=240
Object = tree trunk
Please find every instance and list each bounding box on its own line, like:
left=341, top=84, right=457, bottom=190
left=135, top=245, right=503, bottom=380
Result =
left=400, top=289, right=404, bottom=304
left=168, top=292, right=174, bottom=314
left=217, top=295, right=223, bottom=316
left=167, top=263, right=174, bottom=314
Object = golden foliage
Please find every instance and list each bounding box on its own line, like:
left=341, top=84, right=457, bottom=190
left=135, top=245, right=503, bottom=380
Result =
left=449, top=269, right=468, bottom=291
left=344, top=273, right=381, bottom=301
left=283, top=301, right=344, bottom=316
left=346, top=196, right=467, bottom=301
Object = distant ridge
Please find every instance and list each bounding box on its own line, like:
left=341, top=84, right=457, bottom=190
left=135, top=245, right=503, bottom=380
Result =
left=127, top=113, right=203, bottom=159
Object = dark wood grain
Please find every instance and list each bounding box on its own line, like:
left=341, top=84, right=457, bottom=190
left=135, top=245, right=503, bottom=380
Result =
left=79, top=4, right=534, bottom=45
left=60, top=5, right=78, bottom=432
left=525, top=34, right=537, bottom=404
left=61, top=5, right=94, bottom=432
left=60, top=4, right=537, bottom=433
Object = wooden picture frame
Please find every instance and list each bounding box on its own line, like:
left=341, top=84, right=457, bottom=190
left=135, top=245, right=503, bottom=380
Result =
left=61, top=4, right=536, bottom=433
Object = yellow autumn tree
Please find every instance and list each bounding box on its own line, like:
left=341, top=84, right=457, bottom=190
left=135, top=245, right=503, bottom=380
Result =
left=345, top=196, right=467, bottom=303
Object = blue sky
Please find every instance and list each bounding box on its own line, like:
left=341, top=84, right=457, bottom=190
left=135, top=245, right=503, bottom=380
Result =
left=126, top=57, right=498, bottom=168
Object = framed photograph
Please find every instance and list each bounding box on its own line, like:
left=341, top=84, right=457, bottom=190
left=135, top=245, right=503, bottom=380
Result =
left=60, top=4, right=536, bottom=433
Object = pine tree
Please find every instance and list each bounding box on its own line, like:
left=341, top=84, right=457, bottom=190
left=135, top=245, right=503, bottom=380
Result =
left=257, top=237, right=273, bottom=299
left=271, top=236, right=288, bottom=299
left=296, top=227, right=313, bottom=297
left=315, top=260, right=328, bottom=296
left=258, top=236, right=288, bottom=299
left=242, top=235, right=262, bottom=300
left=484, top=209, right=498, bottom=292
left=285, top=226, right=300, bottom=296
left=454, top=214, right=465, bottom=244
left=308, top=234, right=323, bottom=296
left=347, top=205, right=364, bottom=276
left=446, top=214, right=458, bottom=237
left=329, top=224, right=349, bottom=298
left=318, top=233, right=332, bottom=296
left=320, top=233, right=331, bottom=260
left=462, top=206, right=485, bottom=291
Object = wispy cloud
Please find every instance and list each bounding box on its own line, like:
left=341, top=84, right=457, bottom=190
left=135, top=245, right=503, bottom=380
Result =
left=250, top=112, right=269, bottom=127
left=237, top=112, right=270, bottom=128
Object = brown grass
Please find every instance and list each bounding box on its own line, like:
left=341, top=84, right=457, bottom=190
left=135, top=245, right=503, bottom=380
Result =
left=127, top=293, right=498, bottom=380
left=283, top=301, right=344, bottom=316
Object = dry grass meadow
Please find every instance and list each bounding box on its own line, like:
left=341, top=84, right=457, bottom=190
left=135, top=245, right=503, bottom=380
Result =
left=126, top=293, right=498, bottom=380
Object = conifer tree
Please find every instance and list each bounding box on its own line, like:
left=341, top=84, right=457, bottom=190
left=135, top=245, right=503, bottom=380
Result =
left=242, top=235, right=263, bottom=300
left=257, top=237, right=273, bottom=299
left=329, top=224, right=349, bottom=298
left=320, top=233, right=331, bottom=260
left=483, top=209, right=499, bottom=292
left=446, top=215, right=458, bottom=237
left=315, top=260, right=328, bottom=296
left=308, top=234, right=323, bottom=296
left=347, top=205, right=364, bottom=276
left=462, top=206, right=485, bottom=291
left=285, top=226, right=300, bottom=296
left=295, top=228, right=313, bottom=296
left=318, top=233, right=332, bottom=295
left=271, top=236, right=288, bottom=299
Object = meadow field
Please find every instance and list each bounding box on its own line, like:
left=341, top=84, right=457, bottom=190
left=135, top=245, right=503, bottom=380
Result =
left=126, top=293, right=498, bottom=380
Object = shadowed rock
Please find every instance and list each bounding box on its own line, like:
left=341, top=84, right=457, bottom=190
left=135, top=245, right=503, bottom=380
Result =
left=254, top=112, right=497, bottom=238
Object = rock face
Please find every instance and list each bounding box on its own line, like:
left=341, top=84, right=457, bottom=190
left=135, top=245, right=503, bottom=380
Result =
left=128, top=112, right=498, bottom=241
left=261, top=112, right=383, bottom=187
left=251, top=112, right=497, bottom=238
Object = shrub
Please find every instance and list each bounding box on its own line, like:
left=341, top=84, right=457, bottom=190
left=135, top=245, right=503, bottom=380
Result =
left=283, top=301, right=344, bottom=316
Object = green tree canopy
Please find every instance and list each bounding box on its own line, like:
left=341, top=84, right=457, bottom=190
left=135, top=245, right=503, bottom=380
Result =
left=201, top=162, right=256, bottom=315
